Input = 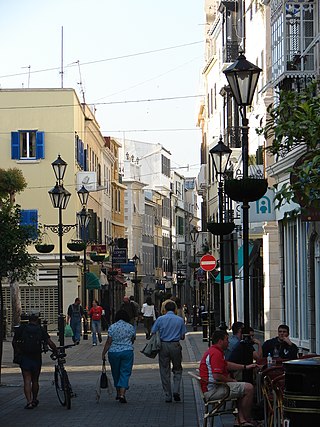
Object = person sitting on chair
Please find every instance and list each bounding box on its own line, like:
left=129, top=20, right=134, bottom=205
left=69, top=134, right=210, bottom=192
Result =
left=262, top=324, right=298, bottom=359
left=199, top=329, right=257, bottom=427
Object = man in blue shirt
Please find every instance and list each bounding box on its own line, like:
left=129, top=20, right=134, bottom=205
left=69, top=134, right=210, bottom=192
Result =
left=151, top=300, right=187, bottom=403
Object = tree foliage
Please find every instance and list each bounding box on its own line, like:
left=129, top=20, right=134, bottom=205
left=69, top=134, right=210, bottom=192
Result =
left=257, top=82, right=320, bottom=208
left=0, top=168, right=27, bottom=204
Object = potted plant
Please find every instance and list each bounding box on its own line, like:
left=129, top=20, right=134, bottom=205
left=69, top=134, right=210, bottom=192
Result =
left=90, top=253, right=105, bottom=262
left=67, top=240, right=86, bottom=252
left=35, top=243, right=55, bottom=253
left=224, top=177, right=268, bottom=202
left=65, top=255, right=80, bottom=262
left=207, top=221, right=235, bottom=236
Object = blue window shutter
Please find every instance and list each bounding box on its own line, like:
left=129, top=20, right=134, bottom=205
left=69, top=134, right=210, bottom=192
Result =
left=21, top=209, right=38, bottom=240
left=80, top=139, right=84, bottom=169
left=36, top=132, right=45, bottom=159
left=84, top=148, right=88, bottom=171
left=11, top=132, right=20, bottom=159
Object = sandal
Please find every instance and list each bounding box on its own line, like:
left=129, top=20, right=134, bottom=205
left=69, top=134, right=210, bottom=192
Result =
left=24, top=403, right=34, bottom=409
left=32, top=399, right=39, bottom=407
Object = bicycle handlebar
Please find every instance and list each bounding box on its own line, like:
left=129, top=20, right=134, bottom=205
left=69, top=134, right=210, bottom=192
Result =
left=49, top=343, right=77, bottom=360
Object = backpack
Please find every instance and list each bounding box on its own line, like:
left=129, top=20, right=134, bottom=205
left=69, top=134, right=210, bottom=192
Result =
left=20, top=324, right=43, bottom=354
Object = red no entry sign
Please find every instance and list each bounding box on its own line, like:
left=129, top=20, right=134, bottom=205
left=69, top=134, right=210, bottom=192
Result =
left=200, top=254, right=217, bottom=271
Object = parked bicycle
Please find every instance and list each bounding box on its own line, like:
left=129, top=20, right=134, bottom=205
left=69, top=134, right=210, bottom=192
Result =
left=50, top=343, right=77, bottom=409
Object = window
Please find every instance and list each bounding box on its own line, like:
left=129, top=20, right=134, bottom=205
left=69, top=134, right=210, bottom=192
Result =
left=177, top=216, right=184, bottom=235
left=161, top=155, right=170, bottom=177
left=20, top=209, right=38, bottom=240
left=162, top=197, right=170, bottom=219
left=11, top=131, right=45, bottom=160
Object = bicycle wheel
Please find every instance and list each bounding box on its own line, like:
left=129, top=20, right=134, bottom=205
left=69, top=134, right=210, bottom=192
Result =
left=55, top=366, right=66, bottom=406
left=63, top=370, right=72, bottom=410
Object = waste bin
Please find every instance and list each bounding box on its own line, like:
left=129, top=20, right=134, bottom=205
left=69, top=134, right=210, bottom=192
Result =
left=283, top=357, right=320, bottom=426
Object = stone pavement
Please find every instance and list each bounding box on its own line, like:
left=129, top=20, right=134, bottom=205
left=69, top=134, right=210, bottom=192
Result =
left=0, top=325, right=236, bottom=427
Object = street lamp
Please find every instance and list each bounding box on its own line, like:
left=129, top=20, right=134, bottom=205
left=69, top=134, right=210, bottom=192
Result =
left=209, top=136, right=232, bottom=331
left=223, top=53, right=261, bottom=333
left=77, top=185, right=90, bottom=339
left=190, top=226, right=199, bottom=331
left=131, top=254, right=141, bottom=305
left=48, top=155, right=74, bottom=346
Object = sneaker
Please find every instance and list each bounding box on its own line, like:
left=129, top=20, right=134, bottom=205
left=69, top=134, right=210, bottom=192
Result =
left=92, top=343, right=97, bottom=346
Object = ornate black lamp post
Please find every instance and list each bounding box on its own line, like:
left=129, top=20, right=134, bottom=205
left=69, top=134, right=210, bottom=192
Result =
left=131, top=254, right=141, bottom=305
left=223, top=53, right=261, bottom=333
left=209, top=136, right=233, bottom=331
left=48, top=155, right=73, bottom=346
left=76, top=185, right=90, bottom=339
left=190, top=226, right=199, bottom=331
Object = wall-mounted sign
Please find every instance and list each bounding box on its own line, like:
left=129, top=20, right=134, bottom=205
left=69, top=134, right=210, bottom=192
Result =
left=77, top=171, right=97, bottom=192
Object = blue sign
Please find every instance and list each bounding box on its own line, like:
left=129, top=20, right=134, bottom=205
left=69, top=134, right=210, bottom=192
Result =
left=120, top=261, right=135, bottom=273
left=112, top=248, right=127, bottom=264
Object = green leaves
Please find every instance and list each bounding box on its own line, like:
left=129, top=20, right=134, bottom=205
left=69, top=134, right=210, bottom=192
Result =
left=257, top=82, right=320, bottom=209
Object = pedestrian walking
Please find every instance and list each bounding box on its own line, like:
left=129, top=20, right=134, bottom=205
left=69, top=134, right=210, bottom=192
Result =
left=67, top=297, right=85, bottom=344
left=88, top=299, right=103, bottom=346
left=129, top=295, right=140, bottom=326
left=120, top=296, right=137, bottom=325
left=12, top=312, right=57, bottom=409
left=151, top=300, right=186, bottom=403
left=141, top=296, right=156, bottom=339
left=102, top=309, right=136, bottom=403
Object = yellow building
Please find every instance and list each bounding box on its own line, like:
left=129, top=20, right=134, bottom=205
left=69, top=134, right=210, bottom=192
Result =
left=0, top=88, right=113, bottom=328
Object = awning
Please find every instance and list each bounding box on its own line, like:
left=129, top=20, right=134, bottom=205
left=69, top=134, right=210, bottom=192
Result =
left=85, top=271, right=101, bottom=290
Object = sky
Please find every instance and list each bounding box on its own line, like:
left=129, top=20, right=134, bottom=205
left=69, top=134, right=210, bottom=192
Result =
left=0, top=0, right=205, bottom=176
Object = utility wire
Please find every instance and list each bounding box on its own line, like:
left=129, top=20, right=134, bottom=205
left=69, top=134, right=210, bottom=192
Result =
left=0, top=40, right=203, bottom=80
left=0, top=94, right=204, bottom=111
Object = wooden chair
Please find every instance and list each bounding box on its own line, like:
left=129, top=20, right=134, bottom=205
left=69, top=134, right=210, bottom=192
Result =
left=272, top=373, right=285, bottom=427
left=260, top=366, right=284, bottom=427
left=188, top=371, right=238, bottom=427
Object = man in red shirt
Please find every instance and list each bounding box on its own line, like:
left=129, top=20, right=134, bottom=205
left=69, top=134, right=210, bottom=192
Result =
left=88, top=299, right=103, bottom=346
left=199, top=330, right=256, bottom=427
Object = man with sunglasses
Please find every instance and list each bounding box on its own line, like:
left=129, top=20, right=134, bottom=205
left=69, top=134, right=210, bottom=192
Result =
left=262, top=324, right=298, bottom=359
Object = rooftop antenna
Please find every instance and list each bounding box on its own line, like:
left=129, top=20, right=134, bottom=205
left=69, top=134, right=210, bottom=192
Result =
left=21, top=65, right=31, bottom=88
left=60, top=26, right=64, bottom=88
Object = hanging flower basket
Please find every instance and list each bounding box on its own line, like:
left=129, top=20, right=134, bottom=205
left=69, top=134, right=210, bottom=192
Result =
left=224, top=178, right=268, bottom=202
left=90, top=253, right=105, bottom=263
left=35, top=243, right=55, bottom=253
left=65, top=255, right=80, bottom=262
left=207, top=221, right=235, bottom=236
left=67, top=241, right=86, bottom=252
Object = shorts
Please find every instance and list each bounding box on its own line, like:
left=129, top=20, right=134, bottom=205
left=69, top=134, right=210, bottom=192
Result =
left=20, top=355, right=41, bottom=373
left=204, top=381, right=245, bottom=401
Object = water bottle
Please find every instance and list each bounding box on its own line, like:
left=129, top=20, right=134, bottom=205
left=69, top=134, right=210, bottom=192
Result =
left=267, top=352, right=272, bottom=368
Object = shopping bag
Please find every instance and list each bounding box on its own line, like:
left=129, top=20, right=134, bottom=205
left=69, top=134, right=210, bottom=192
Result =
left=100, top=360, right=108, bottom=389
left=64, top=324, right=74, bottom=337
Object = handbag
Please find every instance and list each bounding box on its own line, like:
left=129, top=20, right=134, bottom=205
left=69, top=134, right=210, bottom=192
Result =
left=100, top=360, right=108, bottom=389
left=64, top=324, right=74, bottom=337
left=140, top=330, right=161, bottom=358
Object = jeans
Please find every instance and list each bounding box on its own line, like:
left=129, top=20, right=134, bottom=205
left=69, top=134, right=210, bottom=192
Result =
left=108, top=350, right=134, bottom=389
left=70, top=318, right=81, bottom=343
left=91, top=319, right=101, bottom=344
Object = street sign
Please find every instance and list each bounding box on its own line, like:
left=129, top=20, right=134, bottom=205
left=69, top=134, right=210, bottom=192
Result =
left=112, top=248, right=127, bottom=264
left=200, top=254, right=217, bottom=271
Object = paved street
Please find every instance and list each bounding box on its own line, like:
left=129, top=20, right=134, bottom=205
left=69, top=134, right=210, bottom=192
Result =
left=0, top=325, right=235, bottom=427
